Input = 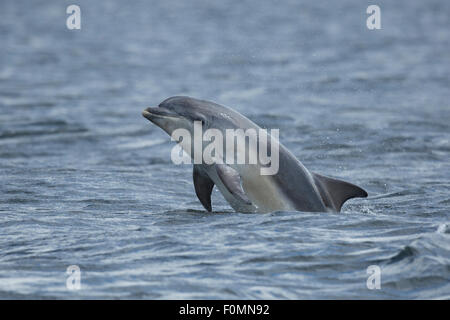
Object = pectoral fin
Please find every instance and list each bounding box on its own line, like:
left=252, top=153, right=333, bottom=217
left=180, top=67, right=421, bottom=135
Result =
left=215, top=164, right=252, bottom=205
left=313, top=173, right=368, bottom=212
left=193, top=165, right=215, bottom=212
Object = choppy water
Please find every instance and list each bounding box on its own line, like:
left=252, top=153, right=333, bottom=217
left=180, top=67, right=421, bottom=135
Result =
left=0, top=0, right=449, bottom=299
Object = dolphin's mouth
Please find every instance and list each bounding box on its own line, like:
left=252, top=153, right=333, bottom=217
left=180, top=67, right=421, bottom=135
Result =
left=142, top=107, right=180, bottom=121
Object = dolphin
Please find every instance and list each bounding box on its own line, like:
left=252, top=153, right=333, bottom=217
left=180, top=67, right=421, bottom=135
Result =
left=142, top=96, right=367, bottom=213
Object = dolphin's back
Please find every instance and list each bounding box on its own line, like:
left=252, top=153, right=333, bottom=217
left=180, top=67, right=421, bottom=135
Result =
left=271, top=145, right=328, bottom=212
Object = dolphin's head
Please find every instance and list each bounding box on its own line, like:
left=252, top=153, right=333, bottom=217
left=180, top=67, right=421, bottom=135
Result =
left=142, top=96, right=226, bottom=136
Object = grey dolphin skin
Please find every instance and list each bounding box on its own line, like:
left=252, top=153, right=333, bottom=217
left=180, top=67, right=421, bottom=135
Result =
left=142, top=96, right=367, bottom=213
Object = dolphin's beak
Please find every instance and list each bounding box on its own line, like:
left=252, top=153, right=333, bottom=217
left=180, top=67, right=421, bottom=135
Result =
left=142, top=107, right=179, bottom=121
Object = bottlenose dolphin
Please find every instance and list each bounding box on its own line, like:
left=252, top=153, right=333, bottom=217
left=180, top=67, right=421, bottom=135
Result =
left=142, top=96, right=367, bottom=213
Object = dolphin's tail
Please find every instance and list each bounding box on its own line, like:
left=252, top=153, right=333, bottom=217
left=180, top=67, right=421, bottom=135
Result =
left=312, top=173, right=368, bottom=212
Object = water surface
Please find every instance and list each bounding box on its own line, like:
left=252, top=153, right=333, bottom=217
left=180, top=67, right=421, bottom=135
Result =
left=0, top=0, right=449, bottom=299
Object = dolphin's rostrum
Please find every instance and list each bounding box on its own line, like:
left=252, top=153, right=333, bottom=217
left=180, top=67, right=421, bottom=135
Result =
left=142, top=96, right=367, bottom=213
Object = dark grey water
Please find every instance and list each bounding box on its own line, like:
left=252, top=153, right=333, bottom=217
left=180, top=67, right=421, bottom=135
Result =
left=0, top=0, right=449, bottom=299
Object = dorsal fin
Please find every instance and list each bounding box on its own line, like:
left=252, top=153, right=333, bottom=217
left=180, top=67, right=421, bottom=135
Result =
left=312, top=173, right=368, bottom=212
